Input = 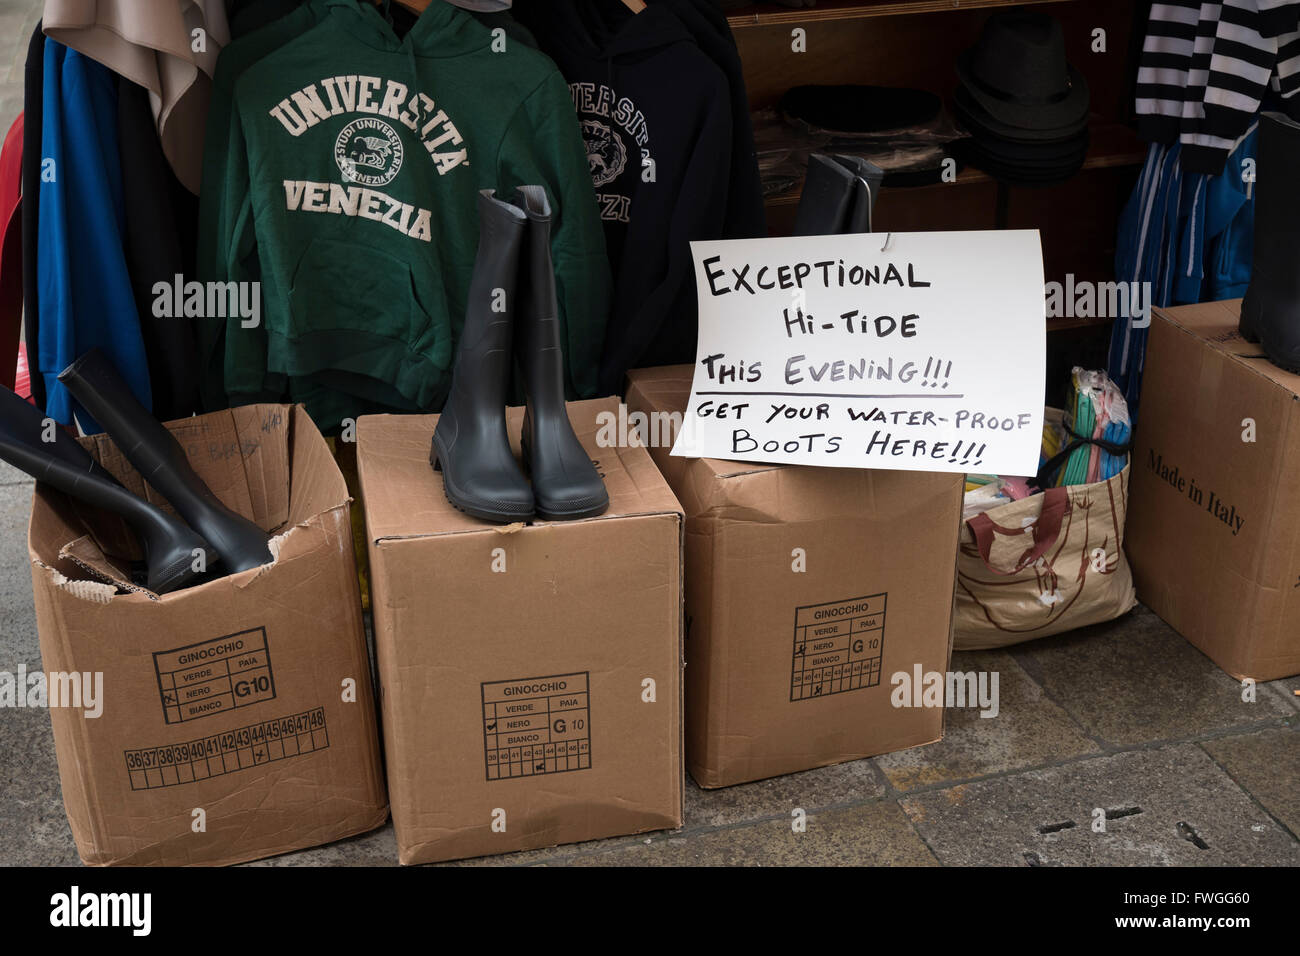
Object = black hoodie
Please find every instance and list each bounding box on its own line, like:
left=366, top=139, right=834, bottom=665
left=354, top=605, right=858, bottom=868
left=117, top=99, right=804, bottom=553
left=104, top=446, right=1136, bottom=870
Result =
left=519, top=0, right=732, bottom=393
left=660, top=0, right=765, bottom=240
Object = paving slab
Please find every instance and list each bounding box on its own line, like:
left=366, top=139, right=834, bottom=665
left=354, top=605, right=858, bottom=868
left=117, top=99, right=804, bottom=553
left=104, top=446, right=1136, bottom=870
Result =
left=0, top=461, right=30, bottom=485
left=1014, top=607, right=1293, bottom=746
left=1201, top=727, right=1300, bottom=838
left=684, top=757, right=885, bottom=827
left=1270, top=675, right=1300, bottom=712
left=0, top=706, right=79, bottom=866
left=900, top=743, right=1300, bottom=866
left=876, top=650, right=1100, bottom=791
left=571, top=802, right=939, bottom=867
left=0, top=481, right=38, bottom=667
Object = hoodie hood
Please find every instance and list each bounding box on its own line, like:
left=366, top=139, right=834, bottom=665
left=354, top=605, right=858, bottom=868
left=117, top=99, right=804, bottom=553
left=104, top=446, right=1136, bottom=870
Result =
left=322, top=0, right=487, bottom=56
left=539, top=0, right=696, bottom=60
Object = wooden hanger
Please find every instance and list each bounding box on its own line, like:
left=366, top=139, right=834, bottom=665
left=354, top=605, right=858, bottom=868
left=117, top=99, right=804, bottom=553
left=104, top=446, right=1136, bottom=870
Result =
left=621, top=0, right=648, bottom=11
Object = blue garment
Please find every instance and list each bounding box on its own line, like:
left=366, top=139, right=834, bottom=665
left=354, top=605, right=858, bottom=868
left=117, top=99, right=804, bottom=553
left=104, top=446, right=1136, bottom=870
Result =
left=1202, top=124, right=1256, bottom=301
left=38, top=41, right=150, bottom=431
left=1109, top=129, right=1257, bottom=420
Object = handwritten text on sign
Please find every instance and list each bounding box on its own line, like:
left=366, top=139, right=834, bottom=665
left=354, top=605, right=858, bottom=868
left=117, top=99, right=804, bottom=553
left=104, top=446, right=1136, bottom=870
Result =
left=671, top=230, right=1047, bottom=475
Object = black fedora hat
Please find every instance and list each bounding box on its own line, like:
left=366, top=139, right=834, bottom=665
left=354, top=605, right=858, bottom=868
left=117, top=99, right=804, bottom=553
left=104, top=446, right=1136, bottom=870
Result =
left=954, top=85, right=1088, bottom=143
left=956, top=10, right=1089, bottom=132
left=967, top=130, right=1089, bottom=165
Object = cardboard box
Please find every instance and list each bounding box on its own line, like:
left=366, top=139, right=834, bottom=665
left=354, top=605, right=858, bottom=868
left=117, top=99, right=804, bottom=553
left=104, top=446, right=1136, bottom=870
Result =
left=356, top=398, right=683, bottom=864
left=27, top=405, right=388, bottom=866
left=1127, top=300, right=1300, bottom=679
left=625, top=365, right=964, bottom=788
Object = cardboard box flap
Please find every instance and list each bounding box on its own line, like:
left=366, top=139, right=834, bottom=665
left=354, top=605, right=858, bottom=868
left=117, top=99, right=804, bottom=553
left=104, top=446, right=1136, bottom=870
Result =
left=357, top=398, right=681, bottom=541
left=1158, top=299, right=1300, bottom=395
left=28, top=404, right=347, bottom=600
left=624, top=365, right=808, bottom=482
left=625, top=364, right=958, bottom=521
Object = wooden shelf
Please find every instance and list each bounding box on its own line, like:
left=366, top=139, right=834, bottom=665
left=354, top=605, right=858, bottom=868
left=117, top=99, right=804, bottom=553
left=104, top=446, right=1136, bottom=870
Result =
left=727, top=0, right=1076, bottom=29
left=763, top=123, right=1146, bottom=207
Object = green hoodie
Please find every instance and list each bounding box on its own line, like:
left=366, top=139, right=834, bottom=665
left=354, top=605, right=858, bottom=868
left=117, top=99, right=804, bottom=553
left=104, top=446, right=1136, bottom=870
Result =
left=212, top=0, right=610, bottom=427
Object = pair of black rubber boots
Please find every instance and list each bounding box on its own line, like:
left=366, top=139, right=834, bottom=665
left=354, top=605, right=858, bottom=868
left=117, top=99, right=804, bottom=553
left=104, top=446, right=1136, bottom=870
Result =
left=431, top=188, right=608, bottom=523
left=1240, top=112, right=1300, bottom=373
left=0, top=351, right=271, bottom=594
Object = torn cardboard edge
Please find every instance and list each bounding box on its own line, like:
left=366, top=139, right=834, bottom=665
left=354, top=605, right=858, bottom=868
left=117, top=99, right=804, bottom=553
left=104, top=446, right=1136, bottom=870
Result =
left=29, top=404, right=352, bottom=604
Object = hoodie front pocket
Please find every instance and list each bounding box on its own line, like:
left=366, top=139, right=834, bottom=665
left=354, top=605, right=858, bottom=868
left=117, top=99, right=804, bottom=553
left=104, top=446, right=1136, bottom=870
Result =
left=287, top=238, right=448, bottom=368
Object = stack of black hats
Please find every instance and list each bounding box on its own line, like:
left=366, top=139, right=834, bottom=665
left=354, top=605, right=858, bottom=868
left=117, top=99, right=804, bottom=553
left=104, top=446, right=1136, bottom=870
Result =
left=952, top=10, right=1090, bottom=186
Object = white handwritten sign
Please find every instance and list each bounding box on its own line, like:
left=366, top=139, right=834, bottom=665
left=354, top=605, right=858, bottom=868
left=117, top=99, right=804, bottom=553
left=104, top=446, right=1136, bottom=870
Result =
left=671, top=230, right=1047, bottom=475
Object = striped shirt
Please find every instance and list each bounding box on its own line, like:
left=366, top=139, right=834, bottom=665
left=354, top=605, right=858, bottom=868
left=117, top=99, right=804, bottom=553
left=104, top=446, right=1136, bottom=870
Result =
left=1137, top=0, right=1300, bottom=172
left=1190, top=0, right=1300, bottom=171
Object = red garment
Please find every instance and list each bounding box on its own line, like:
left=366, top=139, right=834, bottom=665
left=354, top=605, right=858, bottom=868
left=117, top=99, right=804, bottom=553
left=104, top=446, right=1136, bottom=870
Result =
left=0, top=113, right=23, bottom=391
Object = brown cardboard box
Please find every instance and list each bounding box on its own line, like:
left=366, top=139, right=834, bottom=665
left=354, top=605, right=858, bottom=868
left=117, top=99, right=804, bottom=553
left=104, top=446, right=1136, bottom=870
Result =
left=624, top=365, right=964, bottom=788
left=27, top=405, right=388, bottom=866
left=356, top=398, right=683, bottom=864
left=1127, top=300, right=1300, bottom=679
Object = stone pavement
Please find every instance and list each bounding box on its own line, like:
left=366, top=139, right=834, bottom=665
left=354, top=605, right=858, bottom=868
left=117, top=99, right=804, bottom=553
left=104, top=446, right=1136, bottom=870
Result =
left=0, top=0, right=1295, bottom=867
left=0, top=455, right=1295, bottom=867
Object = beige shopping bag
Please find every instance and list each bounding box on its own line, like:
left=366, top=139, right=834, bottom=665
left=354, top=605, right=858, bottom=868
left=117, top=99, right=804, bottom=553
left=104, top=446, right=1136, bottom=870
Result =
left=954, top=466, right=1137, bottom=649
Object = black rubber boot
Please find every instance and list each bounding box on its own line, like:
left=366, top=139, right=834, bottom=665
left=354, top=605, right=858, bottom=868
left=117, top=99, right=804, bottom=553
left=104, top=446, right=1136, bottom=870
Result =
left=513, top=186, right=609, bottom=521
left=0, top=432, right=209, bottom=594
left=58, top=349, right=273, bottom=573
left=1239, top=112, right=1300, bottom=373
left=430, top=190, right=535, bottom=523
left=0, top=386, right=116, bottom=480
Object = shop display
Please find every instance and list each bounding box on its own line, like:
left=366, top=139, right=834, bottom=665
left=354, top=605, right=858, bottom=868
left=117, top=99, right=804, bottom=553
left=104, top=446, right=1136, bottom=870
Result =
left=59, top=349, right=273, bottom=576
left=359, top=400, right=682, bottom=864
left=791, top=153, right=883, bottom=236
left=430, top=190, right=534, bottom=523
left=4, top=0, right=1294, bottom=876
left=1239, top=112, right=1300, bottom=372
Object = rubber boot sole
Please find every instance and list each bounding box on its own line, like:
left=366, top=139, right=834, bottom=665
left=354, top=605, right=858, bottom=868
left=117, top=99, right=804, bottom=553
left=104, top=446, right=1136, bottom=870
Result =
left=519, top=437, right=608, bottom=521
left=430, top=441, right=534, bottom=524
